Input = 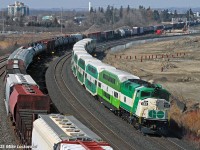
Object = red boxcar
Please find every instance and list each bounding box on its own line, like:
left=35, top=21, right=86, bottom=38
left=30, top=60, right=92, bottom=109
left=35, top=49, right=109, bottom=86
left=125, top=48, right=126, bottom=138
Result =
left=55, top=141, right=112, bottom=150
left=87, top=31, right=102, bottom=41
left=9, top=84, right=50, bottom=122
left=42, top=39, right=55, bottom=53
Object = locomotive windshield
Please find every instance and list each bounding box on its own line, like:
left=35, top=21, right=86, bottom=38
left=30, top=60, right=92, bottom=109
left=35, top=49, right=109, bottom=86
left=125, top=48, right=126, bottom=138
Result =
left=152, top=88, right=170, bottom=101
left=140, top=91, right=151, bottom=99
left=141, top=91, right=151, bottom=97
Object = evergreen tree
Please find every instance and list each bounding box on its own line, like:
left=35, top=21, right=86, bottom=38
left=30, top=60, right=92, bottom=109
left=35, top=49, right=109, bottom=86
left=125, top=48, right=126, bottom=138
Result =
left=127, top=5, right=130, bottom=14
left=161, top=9, right=170, bottom=21
left=186, top=8, right=194, bottom=20
left=120, top=6, right=123, bottom=18
left=153, top=10, right=161, bottom=22
left=173, top=10, right=178, bottom=18
left=90, top=7, right=94, bottom=13
left=105, top=5, right=112, bottom=22
left=100, top=7, right=104, bottom=13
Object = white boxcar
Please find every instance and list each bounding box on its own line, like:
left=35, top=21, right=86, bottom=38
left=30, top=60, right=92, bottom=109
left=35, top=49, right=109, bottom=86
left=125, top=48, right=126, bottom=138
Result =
left=5, top=74, right=37, bottom=115
left=32, top=114, right=108, bottom=150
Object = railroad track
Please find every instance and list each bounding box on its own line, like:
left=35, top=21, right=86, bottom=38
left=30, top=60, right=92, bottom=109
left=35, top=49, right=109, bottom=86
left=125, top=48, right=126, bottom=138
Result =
left=0, top=65, right=6, bottom=78
left=0, top=56, right=8, bottom=64
left=144, top=134, right=190, bottom=150
left=0, top=56, right=8, bottom=77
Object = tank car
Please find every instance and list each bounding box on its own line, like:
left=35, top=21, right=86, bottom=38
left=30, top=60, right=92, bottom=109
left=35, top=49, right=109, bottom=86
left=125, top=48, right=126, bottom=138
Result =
left=7, top=46, right=35, bottom=69
left=71, top=33, right=84, bottom=42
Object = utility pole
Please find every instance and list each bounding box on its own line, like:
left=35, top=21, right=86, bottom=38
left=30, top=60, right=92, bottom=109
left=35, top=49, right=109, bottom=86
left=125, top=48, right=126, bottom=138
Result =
left=61, top=7, right=63, bottom=35
left=1, top=10, right=5, bottom=33
left=112, top=5, right=114, bottom=37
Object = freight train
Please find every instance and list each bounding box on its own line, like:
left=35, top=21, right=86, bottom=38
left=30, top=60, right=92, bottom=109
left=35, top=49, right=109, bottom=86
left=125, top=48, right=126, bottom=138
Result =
left=85, top=20, right=199, bottom=41
left=71, top=38, right=171, bottom=134
left=4, top=34, right=80, bottom=146
left=4, top=33, right=114, bottom=149
left=4, top=21, right=196, bottom=146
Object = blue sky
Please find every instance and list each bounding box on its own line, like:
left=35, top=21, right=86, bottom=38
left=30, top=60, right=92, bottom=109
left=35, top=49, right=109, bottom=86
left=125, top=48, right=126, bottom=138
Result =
left=0, top=0, right=199, bottom=9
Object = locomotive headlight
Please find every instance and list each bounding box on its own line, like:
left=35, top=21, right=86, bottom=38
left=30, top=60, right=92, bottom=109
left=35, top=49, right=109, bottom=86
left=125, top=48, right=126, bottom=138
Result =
left=141, top=101, right=148, bottom=106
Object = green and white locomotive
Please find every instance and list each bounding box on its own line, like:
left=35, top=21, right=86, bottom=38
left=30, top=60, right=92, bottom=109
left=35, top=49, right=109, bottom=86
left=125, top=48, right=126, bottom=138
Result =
left=71, top=38, right=170, bottom=134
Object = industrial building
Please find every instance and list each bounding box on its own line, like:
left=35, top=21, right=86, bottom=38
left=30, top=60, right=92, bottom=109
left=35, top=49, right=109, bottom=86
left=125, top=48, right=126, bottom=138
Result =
left=8, top=1, right=29, bottom=17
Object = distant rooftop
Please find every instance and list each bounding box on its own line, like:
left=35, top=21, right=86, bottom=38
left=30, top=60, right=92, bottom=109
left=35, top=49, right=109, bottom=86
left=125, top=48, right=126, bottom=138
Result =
left=8, top=1, right=26, bottom=7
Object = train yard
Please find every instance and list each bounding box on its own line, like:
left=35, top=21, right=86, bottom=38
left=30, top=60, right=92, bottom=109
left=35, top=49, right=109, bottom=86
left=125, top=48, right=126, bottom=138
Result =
left=0, top=25, right=199, bottom=149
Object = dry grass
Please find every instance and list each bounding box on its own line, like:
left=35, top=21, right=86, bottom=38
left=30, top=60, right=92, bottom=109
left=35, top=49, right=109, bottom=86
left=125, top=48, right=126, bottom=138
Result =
left=170, top=103, right=200, bottom=136
left=0, top=32, right=59, bottom=55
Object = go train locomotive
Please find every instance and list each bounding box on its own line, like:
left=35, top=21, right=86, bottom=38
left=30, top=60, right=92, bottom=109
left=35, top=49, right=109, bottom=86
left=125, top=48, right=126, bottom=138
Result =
left=71, top=38, right=171, bottom=134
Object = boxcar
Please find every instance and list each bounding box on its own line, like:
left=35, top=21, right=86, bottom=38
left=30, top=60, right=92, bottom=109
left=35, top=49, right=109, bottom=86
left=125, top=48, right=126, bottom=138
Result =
left=5, top=74, right=37, bottom=115
left=9, top=84, right=50, bottom=123
left=32, top=114, right=113, bottom=150
left=86, top=31, right=102, bottom=41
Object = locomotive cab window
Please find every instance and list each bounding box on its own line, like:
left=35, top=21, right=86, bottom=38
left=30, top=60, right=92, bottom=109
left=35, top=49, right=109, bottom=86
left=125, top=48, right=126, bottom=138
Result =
left=141, top=91, right=151, bottom=98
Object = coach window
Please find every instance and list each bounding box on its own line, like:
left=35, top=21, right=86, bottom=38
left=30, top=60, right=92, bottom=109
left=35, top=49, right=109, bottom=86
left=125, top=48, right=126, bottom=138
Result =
left=98, top=82, right=101, bottom=88
left=114, top=92, right=118, bottom=98
left=95, top=80, right=97, bottom=86
left=85, top=74, right=87, bottom=78
left=124, top=97, right=126, bottom=103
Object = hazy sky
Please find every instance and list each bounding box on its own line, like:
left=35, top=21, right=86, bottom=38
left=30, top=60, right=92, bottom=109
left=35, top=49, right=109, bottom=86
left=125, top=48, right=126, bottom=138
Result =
left=0, top=0, right=199, bottom=9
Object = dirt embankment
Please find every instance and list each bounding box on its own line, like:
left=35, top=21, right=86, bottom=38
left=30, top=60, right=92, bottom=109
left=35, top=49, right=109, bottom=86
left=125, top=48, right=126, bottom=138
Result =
left=103, top=36, right=200, bottom=146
